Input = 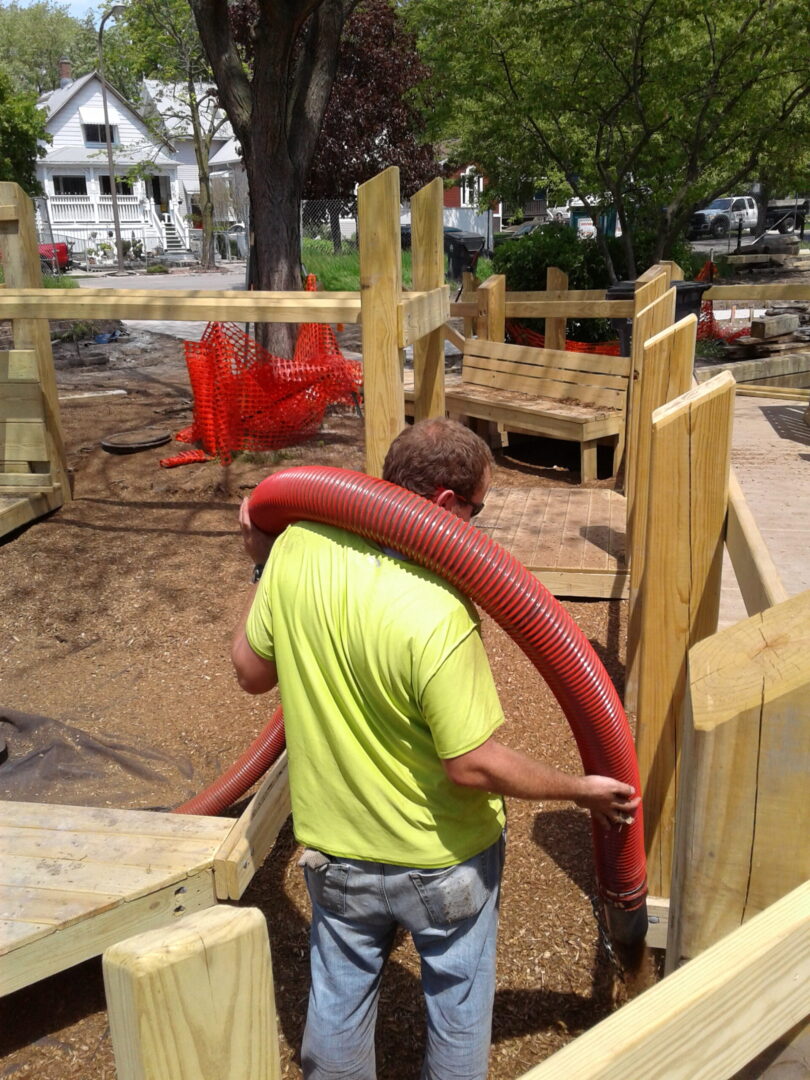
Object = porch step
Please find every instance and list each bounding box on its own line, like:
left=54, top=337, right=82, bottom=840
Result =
left=163, top=222, right=187, bottom=253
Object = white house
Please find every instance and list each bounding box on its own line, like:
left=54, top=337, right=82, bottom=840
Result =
left=36, top=64, right=189, bottom=261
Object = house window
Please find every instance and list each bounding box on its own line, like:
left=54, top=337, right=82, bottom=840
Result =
left=83, top=123, right=118, bottom=146
left=99, top=175, right=133, bottom=196
left=53, top=175, right=87, bottom=196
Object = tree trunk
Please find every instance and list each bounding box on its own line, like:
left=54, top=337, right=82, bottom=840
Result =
left=198, top=171, right=217, bottom=269
left=247, top=151, right=301, bottom=359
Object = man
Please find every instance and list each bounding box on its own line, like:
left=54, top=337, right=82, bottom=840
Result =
left=233, top=418, right=639, bottom=1080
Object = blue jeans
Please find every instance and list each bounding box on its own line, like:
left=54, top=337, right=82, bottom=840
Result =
left=301, top=834, right=505, bottom=1080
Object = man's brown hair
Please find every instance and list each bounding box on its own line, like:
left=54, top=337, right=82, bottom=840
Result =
left=382, top=418, right=493, bottom=501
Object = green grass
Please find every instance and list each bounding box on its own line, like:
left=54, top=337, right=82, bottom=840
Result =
left=0, top=267, right=79, bottom=287
left=301, top=239, right=495, bottom=292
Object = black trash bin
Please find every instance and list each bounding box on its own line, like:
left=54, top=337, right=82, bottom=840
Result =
left=606, top=278, right=713, bottom=354
left=605, top=280, right=636, bottom=355
left=672, top=279, right=712, bottom=321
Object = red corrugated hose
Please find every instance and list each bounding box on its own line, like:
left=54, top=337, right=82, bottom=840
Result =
left=176, top=465, right=648, bottom=944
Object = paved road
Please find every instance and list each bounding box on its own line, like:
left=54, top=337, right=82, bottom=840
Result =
left=75, top=264, right=248, bottom=341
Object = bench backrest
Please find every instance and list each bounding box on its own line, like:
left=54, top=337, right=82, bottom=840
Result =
left=462, top=338, right=631, bottom=413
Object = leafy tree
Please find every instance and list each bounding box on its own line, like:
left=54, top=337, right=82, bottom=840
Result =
left=408, top=0, right=810, bottom=282
left=0, top=1, right=96, bottom=96
left=110, top=0, right=229, bottom=268
left=0, top=69, right=50, bottom=193
left=304, top=0, right=440, bottom=250
left=188, top=0, right=362, bottom=356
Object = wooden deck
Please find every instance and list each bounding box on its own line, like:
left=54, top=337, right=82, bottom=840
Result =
left=476, top=486, right=628, bottom=599
left=0, top=756, right=291, bottom=997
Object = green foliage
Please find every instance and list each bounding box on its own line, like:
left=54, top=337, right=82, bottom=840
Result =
left=302, top=240, right=419, bottom=290
left=0, top=70, right=50, bottom=192
left=0, top=2, right=96, bottom=95
left=146, top=263, right=170, bottom=274
left=492, top=225, right=622, bottom=290
left=408, top=0, right=810, bottom=280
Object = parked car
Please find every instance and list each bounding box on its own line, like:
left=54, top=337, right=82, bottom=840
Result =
left=38, top=242, right=71, bottom=274
left=400, top=224, right=486, bottom=253
left=687, top=196, right=758, bottom=239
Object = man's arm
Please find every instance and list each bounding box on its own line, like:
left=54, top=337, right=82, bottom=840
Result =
left=443, top=737, right=640, bottom=830
left=231, top=497, right=278, bottom=695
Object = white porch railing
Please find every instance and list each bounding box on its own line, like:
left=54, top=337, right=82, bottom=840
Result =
left=49, top=196, right=96, bottom=223
left=98, top=196, right=142, bottom=223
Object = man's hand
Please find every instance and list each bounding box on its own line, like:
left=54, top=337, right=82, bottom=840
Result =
left=239, top=497, right=274, bottom=566
left=574, top=776, right=640, bottom=831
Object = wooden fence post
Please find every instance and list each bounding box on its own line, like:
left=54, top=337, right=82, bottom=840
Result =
left=358, top=166, right=404, bottom=477
left=624, top=311, right=693, bottom=714
left=410, top=177, right=446, bottom=422
left=543, top=267, right=568, bottom=350
left=635, top=372, right=736, bottom=898
left=668, top=588, right=810, bottom=968
left=476, top=274, right=505, bottom=342
left=516, top=881, right=809, bottom=1080
left=460, top=271, right=480, bottom=338
left=0, top=182, right=70, bottom=507
left=623, top=276, right=674, bottom=512
left=103, top=904, right=281, bottom=1080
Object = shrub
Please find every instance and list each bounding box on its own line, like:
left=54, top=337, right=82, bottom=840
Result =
left=146, top=263, right=170, bottom=274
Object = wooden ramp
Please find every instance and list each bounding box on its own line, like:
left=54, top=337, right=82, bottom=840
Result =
left=0, top=756, right=290, bottom=997
left=476, top=486, right=628, bottom=599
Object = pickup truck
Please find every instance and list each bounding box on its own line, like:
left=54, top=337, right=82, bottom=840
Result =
left=687, top=196, right=758, bottom=239
left=688, top=196, right=808, bottom=239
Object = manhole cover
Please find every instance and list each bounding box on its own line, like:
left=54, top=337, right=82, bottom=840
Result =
left=100, top=428, right=173, bottom=455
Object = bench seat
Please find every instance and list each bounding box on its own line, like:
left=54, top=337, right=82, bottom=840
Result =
left=405, top=337, right=631, bottom=481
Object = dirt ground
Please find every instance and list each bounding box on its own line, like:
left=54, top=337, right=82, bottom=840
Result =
left=1, top=319, right=648, bottom=1078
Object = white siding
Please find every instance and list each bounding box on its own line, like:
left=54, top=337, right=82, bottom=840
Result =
left=48, top=80, right=156, bottom=156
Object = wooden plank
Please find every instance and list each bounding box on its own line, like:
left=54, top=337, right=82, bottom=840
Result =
left=635, top=374, right=735, bottom=897
left=0, top=381, right=45, bottom=421
left=0, top=919, right=54, bottom=953
left=736, top=383, right=810, bottom=401
left=358, top=166, right=404, bottom=477
left=0, top=204, right=20, bottom=222
left=467, top=337, right=632, bottom=379
left=397, top=286, right=449, bottom=348
left=668, top=591, right=810, bottom=966
left=505, top=300, right=635, bottom=318
left=0, top=471, right=52, bottom=490
left=532, top=568, right=629, bottom=599
left=104, top=905, right=281, bottom=1080
left=0, top=419, right=47, bottom=460
left=443, top=392, right=613, bottom=441
left=462, top=364, right=627, bottom=409
left=517, top=882, right=810, bottom=1080
left=410, top=177, right=446, bottom=421
left=463, top=351, right=630, bottom=394
left=213, top=754, right=291, bottom=900
left=443, top=322, right=466, bottom=352
left=704, top=283, right=810, bottom=301
left=0, top=488, right=62, bottom=537
left=544, top=268, right=568, bottom=352
left=0, top=869, right=217, bottom=997
left=0, top=184, right=70, bottom=504
left=725, top=470, right=788, bottom=615
left=0, top=882, right=130, bottom=928
left=506, top=288, right=609, bottom=302
left=0, top=824, right=230, bottom=874
left=0, top=288, right=363, bottom=324
left=0, top=349, right=38, bottom=382
left=625, top=313, right=694, bottom=714
left=477, top=275, right=506, bottom=342
left=4, top=800, right=235, bottom=840
left=3, top=853, right=208, bottom=902
left=636, top=263, right=674, bottom=286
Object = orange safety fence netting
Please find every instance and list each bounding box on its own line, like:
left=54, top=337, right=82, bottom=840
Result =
left=505, top=320, right=622, bottom=355
left=169, top=280, right=362, bottom=468
left=695, top=260, right=751, bottom=342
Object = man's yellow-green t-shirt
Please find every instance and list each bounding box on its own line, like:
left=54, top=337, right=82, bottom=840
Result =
left=246, top=521, right=506, bottom=868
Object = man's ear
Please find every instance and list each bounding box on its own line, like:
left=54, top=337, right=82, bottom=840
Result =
left=434, top=488, right=455, bottom=511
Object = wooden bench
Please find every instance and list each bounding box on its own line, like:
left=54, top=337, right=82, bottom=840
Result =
left=406, top=337, right=631, bottom=481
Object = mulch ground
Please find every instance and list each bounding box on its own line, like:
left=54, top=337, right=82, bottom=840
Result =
left=0, top=322, right=653, bottom=1079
